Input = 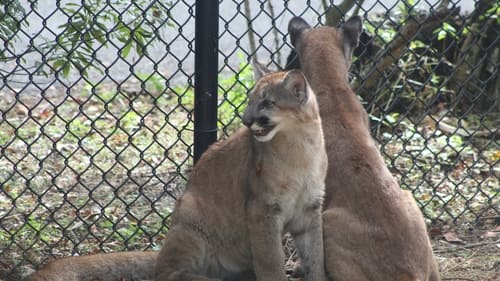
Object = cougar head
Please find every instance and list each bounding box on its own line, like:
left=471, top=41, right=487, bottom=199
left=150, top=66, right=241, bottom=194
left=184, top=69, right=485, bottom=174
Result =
left=286, top=16, right=363, bottom=70
left=242, top=62, right=314, bottom=142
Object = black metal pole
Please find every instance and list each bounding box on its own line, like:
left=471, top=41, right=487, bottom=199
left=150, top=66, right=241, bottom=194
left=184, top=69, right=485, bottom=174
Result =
left=194, top=0, right=219, bottom=163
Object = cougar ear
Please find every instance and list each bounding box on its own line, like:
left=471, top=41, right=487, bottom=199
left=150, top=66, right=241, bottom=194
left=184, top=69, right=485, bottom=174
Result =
left=284, top=49, right=300, bottom=70
left=283, top=70, right=309, bottom=104
left=340, top=16, right=363, bottom=63
left=252, top=58, right=272, bottom=81
left=286, top=17, right=311, bottom=70
left=288, top=17, right=311, bottom=47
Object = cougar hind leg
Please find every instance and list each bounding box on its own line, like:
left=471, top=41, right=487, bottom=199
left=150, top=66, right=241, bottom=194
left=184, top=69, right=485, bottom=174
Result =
left=155, top=226, right=219, bottom=281
left=428, top=257, right=441, bottom=281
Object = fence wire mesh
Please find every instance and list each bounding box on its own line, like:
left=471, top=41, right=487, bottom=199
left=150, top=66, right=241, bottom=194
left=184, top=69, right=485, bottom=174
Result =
left=0, top=0, right=498, bottom=279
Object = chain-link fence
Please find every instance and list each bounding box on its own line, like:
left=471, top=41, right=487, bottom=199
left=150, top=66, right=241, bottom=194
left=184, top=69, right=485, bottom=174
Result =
left=0, top=0, right=498, bottom=279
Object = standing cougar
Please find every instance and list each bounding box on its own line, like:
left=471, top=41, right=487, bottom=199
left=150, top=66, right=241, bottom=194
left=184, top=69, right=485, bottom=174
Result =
left=24, top=69, right=328, bottom=281
left=280, top=16, right=441, bottom=281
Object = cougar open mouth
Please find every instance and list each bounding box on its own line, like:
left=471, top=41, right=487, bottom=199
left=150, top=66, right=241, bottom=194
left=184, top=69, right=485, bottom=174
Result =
left=252, top=125, right=275, bottom=137
left=249, top=122, right=278, bottom=142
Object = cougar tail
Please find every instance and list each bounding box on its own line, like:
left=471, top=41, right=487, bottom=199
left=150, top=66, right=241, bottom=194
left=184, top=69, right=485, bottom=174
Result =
left=23, top=251, right=158, bottom=281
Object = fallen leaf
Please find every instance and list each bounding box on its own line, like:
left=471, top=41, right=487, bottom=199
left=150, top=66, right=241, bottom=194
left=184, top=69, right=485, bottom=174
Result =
left=429, top=226, right=443, bottom=238
left=481, top=231, right=498, bottom=239
left=491, top=150, right=500, bottom=161
left=4, top=184, right=11, bottom=194
left=443, top=232, right=465, bottom=244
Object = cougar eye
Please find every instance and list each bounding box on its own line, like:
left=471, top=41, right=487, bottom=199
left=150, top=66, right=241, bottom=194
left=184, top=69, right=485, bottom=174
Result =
left=259, top=99, right=275, bottom=109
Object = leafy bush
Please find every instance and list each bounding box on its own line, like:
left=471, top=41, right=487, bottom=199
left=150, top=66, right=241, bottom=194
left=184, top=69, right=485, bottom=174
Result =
left=1, top=0, right=173, bottom=78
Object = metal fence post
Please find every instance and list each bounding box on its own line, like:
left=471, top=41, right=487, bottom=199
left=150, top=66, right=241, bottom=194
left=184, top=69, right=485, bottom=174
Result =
left=194, top=0, right=219, bottom=162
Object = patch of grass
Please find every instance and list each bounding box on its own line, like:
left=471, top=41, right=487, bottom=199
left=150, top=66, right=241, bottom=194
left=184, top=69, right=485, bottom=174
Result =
left=136, top=72, right=168, bottom=95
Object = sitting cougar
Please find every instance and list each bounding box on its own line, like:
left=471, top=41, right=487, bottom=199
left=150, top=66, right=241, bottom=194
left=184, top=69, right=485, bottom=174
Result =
left=283, top=16, right=441, bottom=281
left=24, top=68, right=328, bottom=281
left=154, top=68, right=328, bottom=281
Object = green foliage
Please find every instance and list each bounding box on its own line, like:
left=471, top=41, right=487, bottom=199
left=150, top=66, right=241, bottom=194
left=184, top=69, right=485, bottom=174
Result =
left=481, top=4, right=499, bottom=23
left=136, top=73, right=168, bottom=94
left=1, top=0, right=173, bottom=78
left=398, top=0, right=417, bottom=18
left=168, top=54, right=255, bottom=135
left=437, top=2, right=499, bottom=39
left=434, top=22, right=458, bottom=41
left=0, top=0, right=31, bottom=59
left=218, top=55, right=254, bottom=133
left=364, top=20, right=397, bottom=45
left=49, top=0, right=173, bottom=77
left=364, top=0, right=419, bottom=45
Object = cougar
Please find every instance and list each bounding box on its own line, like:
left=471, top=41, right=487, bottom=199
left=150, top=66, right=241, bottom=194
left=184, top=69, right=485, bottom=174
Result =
left=24, top=69, right=328, bottom=281
left=280, top=16, right=441, bottom=281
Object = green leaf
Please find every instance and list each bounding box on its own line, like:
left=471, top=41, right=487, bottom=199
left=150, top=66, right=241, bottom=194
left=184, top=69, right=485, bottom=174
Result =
left=433, top=22, right=457, bottom=41
left=91, top=29, right=106, bottom=44
left=71, top=19, right=86, bottom=32
left=62, top=62, right=71, bottom=77
left=385, top=113, right=400, bottom=125
left=121, top=41, right=133, bottom=58
left=83, top=32, right=92, bottom=45
left=409, top=40, right=426, bottom=50
left=437, top=29, right=446, bottom=41
left=52, top=59, right=65, bottom=70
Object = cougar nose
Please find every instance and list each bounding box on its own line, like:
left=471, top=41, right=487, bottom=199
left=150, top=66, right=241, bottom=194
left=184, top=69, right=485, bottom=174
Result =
left=242, top=114, right=253, bottom=128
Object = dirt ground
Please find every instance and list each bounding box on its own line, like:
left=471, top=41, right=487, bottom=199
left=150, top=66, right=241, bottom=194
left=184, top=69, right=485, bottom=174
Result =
left=429, top=219, right=499, bottom=281
left=1, top=222, right=498, bottom=281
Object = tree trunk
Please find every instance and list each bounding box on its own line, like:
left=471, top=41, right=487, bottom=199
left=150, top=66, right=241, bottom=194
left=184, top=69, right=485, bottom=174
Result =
left=243, top=0, right=257, bottom=58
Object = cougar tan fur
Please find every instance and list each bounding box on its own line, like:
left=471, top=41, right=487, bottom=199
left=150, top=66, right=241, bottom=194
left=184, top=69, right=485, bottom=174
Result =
left=23, top=69, right=328, bottom=281
left=285, top=16, right=441, bottom=281
left=155, top=69, right=327, bottom=281
left=23, top=252, right=157, bottom=281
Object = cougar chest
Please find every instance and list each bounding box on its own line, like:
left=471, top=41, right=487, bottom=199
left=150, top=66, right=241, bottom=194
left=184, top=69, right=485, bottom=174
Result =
left=253, top=138, right=326, bottom=224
